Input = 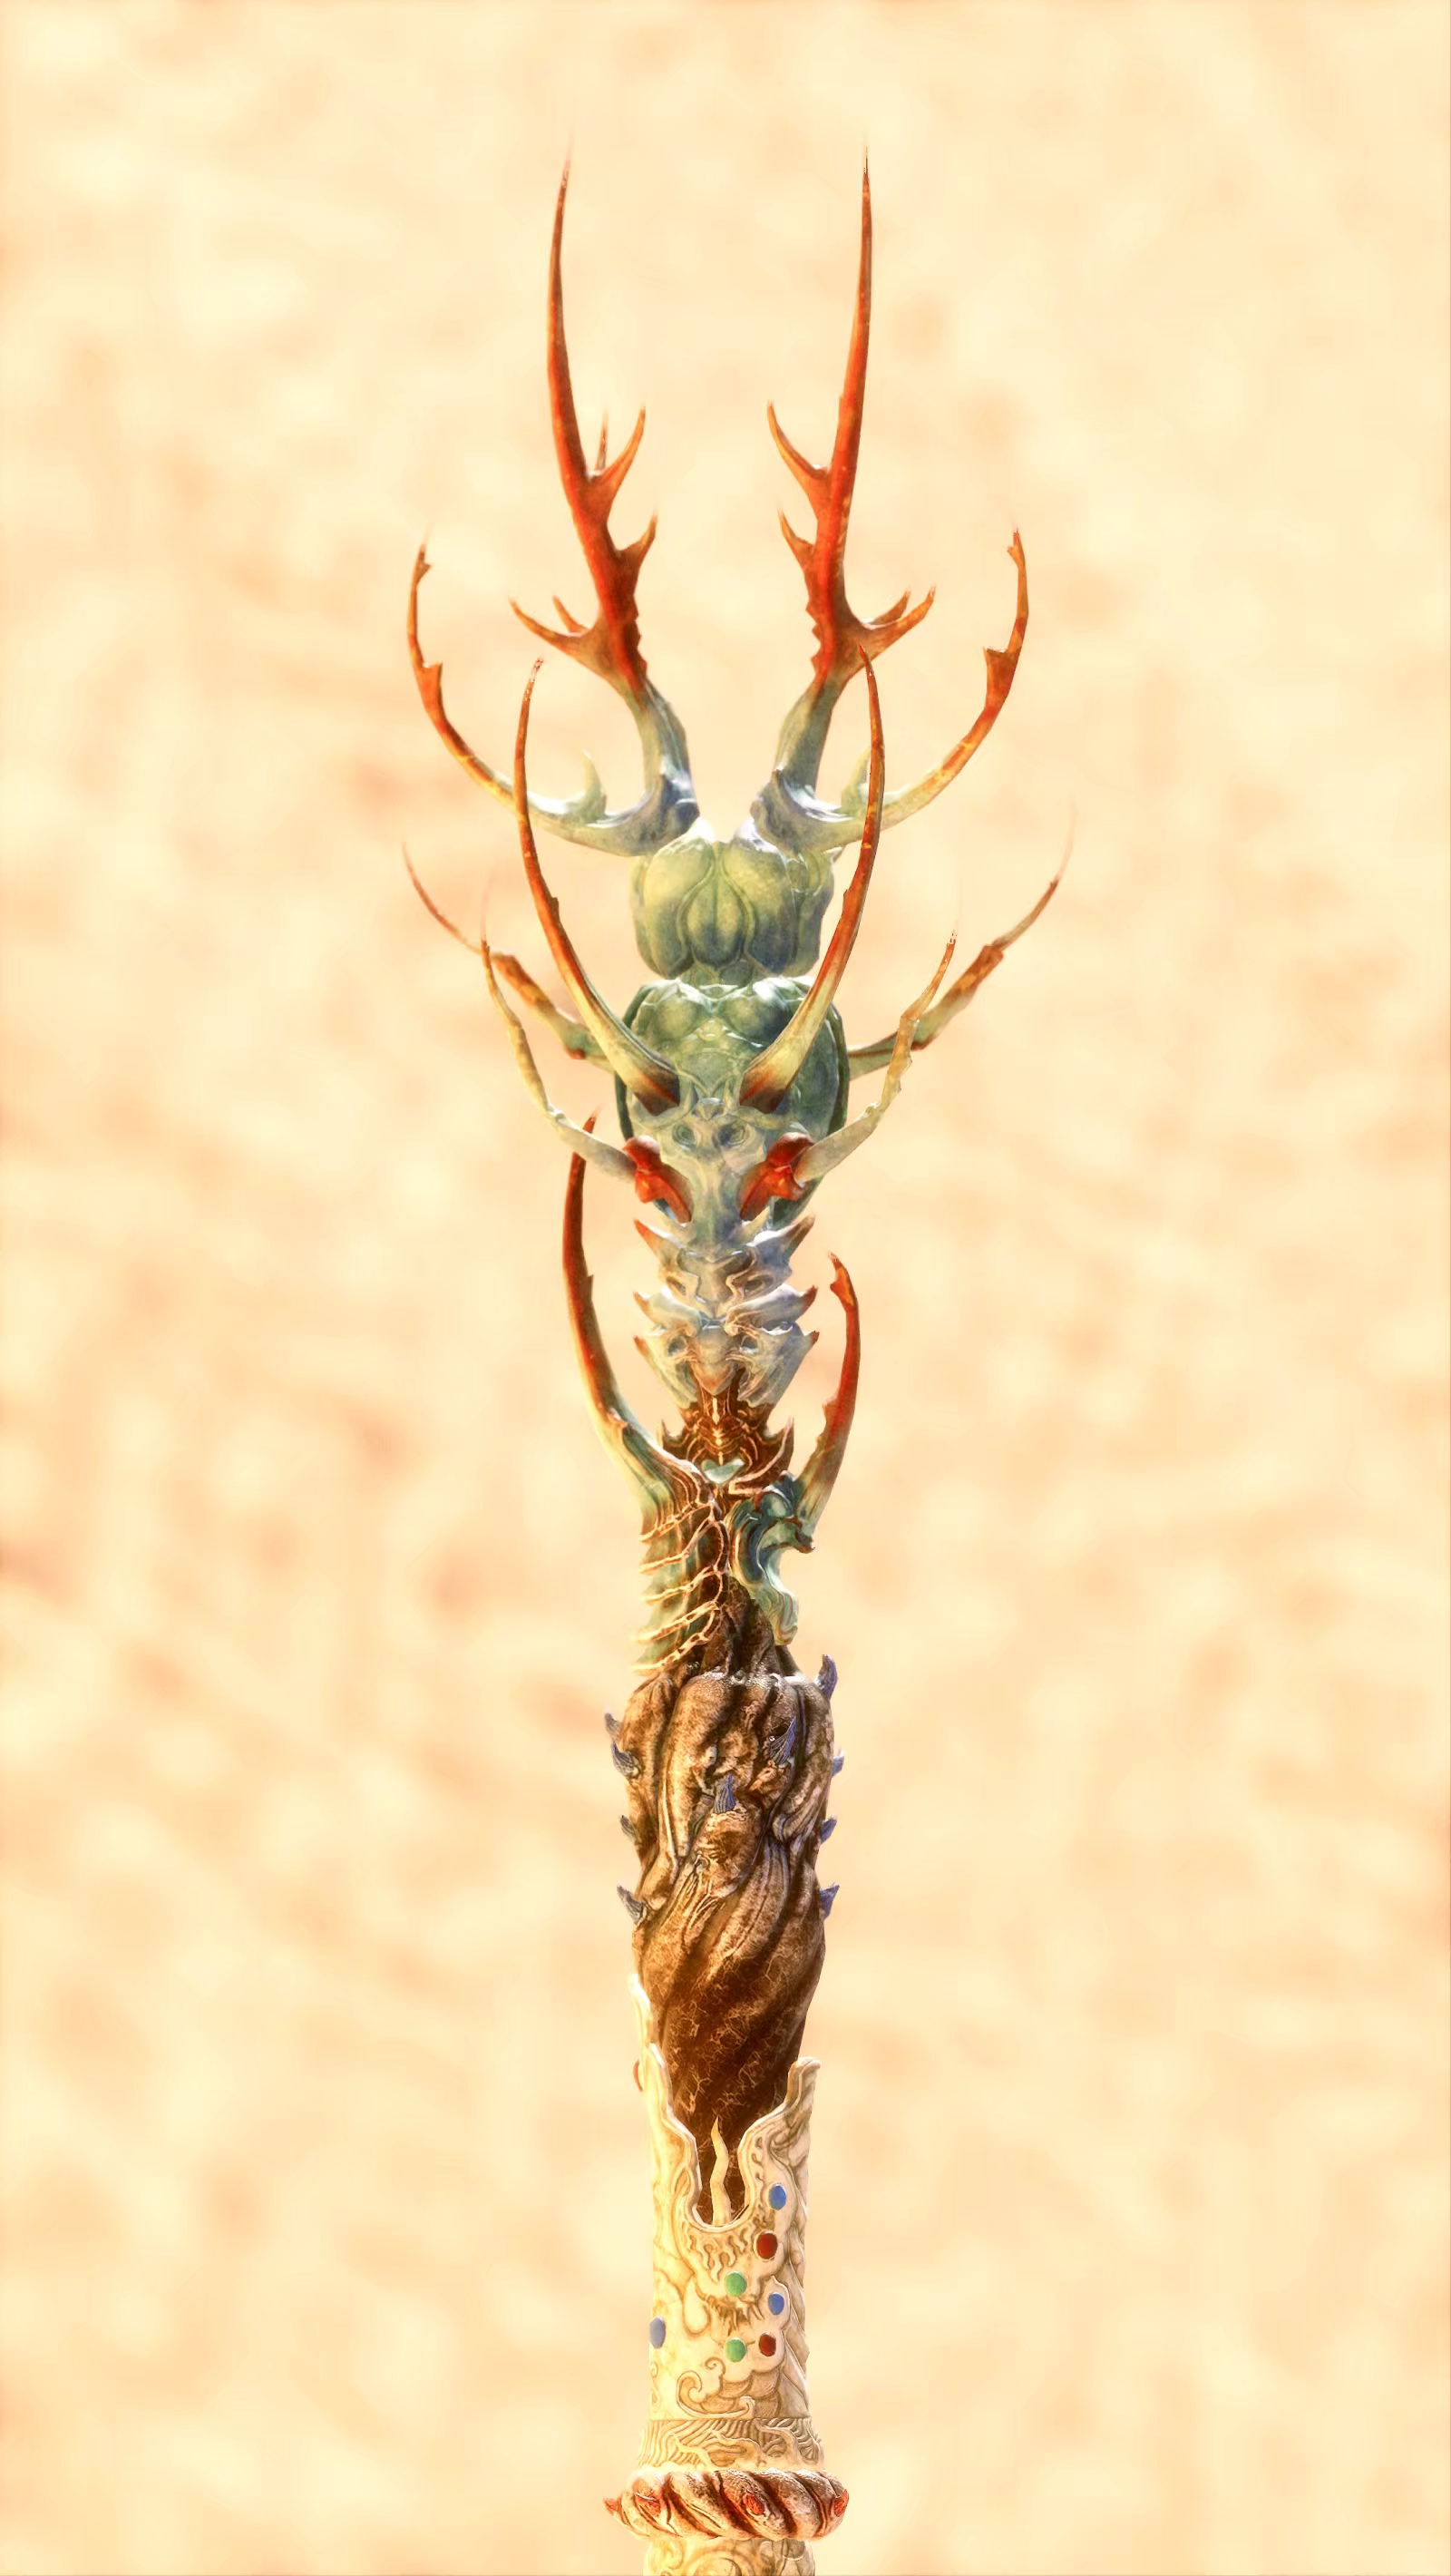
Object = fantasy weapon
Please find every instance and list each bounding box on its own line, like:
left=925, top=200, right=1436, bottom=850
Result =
left=407, top=163, right=1063, bottom=2576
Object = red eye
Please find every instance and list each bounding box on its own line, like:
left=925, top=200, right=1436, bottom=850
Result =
left=623, top=1139, right=692, bottom=1225
left=738, top=1132, right=812, bottom=1222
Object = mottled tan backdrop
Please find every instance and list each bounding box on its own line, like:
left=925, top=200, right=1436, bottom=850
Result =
left=2, top=6, right=1446, bottom=2573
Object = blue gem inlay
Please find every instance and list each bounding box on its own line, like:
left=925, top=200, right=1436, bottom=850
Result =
left=649, top=2317, right=667, bottom=2347
left=768, top=2183, right=787, bottom=2209
left=768, top=2290, right=786, bottom=2315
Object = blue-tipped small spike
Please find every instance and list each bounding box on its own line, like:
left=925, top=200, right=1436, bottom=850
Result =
left=612, top=1739, right=639, bottom=1778
left=618, top=1885, right=647, bottom=1925
left=817, top=1654, right=838, bottom=1701
left=831, top=1751, right=845, bottom=1776
left=819, top=1816, right=837, bottom=1841
left=767, top=1712, right=798, bottom=1767
left=715, top=1771, right=736, bottom=1813
left=820, top=1883, right=840, bottom=1918
left=619, top=1812, right=636, bottom=1839
left=604, top=1711, right=618, bottom=1735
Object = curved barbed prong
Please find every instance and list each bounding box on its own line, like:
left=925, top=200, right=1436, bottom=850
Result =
left=409, top=542, right=621, bottom=840
left=512, top=663, right=681, bottom=1113
left=794, top=1256, right=862, bottom=1537
left=845, top=812, right=1070, bottom=1078
left=844, top=529, right=1030, bottom=836
left=791, top=932, right=958, bottom=1186
left=563, top=1137, right=697, bottom=1515
left=739, top=658, right=887, bottom=1112
left=407, top=547, right=515, bottom=810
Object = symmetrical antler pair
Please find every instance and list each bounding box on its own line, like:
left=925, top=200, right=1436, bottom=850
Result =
left=407, top=163, right=1065, bottom=2571
left=408, top=161, right=1062, bottom=1194
left=411, top=163, right=1027, bottom=866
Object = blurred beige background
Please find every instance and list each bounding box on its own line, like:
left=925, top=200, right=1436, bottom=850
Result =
left=1, top=6, right=1446, bottom=2573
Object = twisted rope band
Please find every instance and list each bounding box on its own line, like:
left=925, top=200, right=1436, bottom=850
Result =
left=607, top=2466, right=848, bottom=2540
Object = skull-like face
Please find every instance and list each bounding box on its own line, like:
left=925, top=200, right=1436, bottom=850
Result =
left=625, top=1077, right=817, bottom=1420
left=621, top=974, right=847, bottom=1244
left=643, top=1090, right=784, bottom=1242
left=620, top=980, right=844, bottom=1423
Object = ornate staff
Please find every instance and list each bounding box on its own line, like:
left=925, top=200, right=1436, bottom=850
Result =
left=407, top=164, right=1061, bottom=2576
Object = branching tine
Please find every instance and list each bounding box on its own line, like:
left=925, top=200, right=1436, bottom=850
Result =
left=509, top=165, right=696, bottom=850
left=512, top=165, right=654, bottom=702
left=845, top=815, right=1072, bottom=1078
left=407, top=550, right=515, bottom=809
left=765, top=161, right=933, bottom=813
left=406, top=167, right=697, bottom=857
left=754, top=159, right=1028, bottom=857
left=841, top=532, right=1029, bottom=834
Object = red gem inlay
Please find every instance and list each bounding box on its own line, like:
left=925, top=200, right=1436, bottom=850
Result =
left=755, top=2230, right=778, bottom=2259
left=758, top=2332, right=777, bottom=2356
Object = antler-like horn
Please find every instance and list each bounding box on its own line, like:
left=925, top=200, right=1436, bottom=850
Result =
left=752, top=161, right=930, bottom=859
left=739, top=659, right=886, bottom=1111
left=407, top=166, right=697, bottom=858
left=512, top=664, right=681, bottom=1112
left=752, top=160, right=1027, bottom=860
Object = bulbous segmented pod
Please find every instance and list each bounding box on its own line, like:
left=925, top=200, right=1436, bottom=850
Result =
left=407, top=158, right=1065, bottom=2570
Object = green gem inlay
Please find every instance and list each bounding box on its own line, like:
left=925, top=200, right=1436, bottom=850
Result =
left=726, top=2337, right=747, bottom=2362
left=726, top=2271, right=747, bottom=2296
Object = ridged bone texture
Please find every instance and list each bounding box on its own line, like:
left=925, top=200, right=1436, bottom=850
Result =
left=638, top=1212, right=818, bottom=1437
